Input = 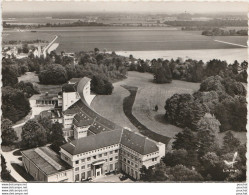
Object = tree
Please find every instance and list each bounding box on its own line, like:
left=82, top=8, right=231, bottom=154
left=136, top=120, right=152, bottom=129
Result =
left=1, top=155, right=11, bottom=181
left=2, top=86, right=31, bottom=123
left=15, top=81, right=39, bottom=98
left=222, top=131, right=241, bottom=153
left=38, top=64, right=68, bottom=84
left=196, top=113, right=220, bottom=137
left=163, top=149, right=188, bottom=167
left=1, top=118, right=18, bottom=146
left=2, top=63, right=18, bottom=87
left=200, top=152, right=228, bottom=181
left=197, top=129, right=217, bottom=157
left=172, top=128, right=198, bottom=152
left=166, top=165, right=203, bottom=181
left=165, top=94, right=208, bottom=130
left=21, top=120, right=47, bottom=149
left=91, top=75, right=114, bottom=95
left=50, top=122, right=66, bottom=153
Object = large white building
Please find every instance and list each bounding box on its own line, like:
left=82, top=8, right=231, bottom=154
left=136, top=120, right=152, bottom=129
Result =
left=22, top=77, right=165, bottom=182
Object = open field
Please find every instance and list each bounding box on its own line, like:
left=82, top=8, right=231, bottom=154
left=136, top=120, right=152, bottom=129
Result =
left=18, top=72, right=62, bottom=95
left=3, top=26, right=247, bottom=52
left=92, top=71, right=199, bottom=140
left=214, top=36, right=248, bottom=46
left=116, top=48, right=248, bottom=63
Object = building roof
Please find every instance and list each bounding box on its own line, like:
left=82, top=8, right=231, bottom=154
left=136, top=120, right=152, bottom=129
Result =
left=121, top=129, right=158, bottom=155
left=30, top=94, right=58, bottom=101
left=61, top=83, right=77, bottom=93
left=21, top=146, right=72, bottom=176
left=61, top=129, right=158, bottom=156
left=61, top=130, right=122, bottom=155
left=73, top=113, right=93, bottom=127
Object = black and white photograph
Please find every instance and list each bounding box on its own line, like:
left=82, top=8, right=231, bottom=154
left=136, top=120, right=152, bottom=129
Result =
left=1, top=0, right=248, bottom=187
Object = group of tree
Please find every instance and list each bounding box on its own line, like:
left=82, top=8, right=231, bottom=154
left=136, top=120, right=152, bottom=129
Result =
left=90, top=75, right=114, bottom=95
left=129, top=58, right=247, bottom=84
left=140, top=121, right=246, bottom=181
left=202, top=28, right=247, bottom=36
left=1, top=155, right=12, bottom=181
left=164, top=19, right=247, bottom=27
left=165, top=75, right=246, bottom=132
left=37, top=50, right=127, bottom=94
left=21, top=118, right=66, bottom=153
left=2, top=59, right=39, bottom=123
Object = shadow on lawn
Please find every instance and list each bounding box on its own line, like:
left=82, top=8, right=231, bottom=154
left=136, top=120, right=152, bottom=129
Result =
left=121, top=85, right=171, bottom=147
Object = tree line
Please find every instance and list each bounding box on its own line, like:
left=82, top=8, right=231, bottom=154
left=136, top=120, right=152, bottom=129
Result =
left=129, top=58, right=247, bottom=84
left=202, top=28, right=247, bottom=36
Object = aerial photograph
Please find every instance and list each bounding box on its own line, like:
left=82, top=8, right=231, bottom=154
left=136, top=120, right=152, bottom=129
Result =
left=1, top=1, right=248, bottom=183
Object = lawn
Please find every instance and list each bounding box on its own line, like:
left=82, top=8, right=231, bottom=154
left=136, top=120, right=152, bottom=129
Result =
left=18, top=72, right=62, bottom=95
left=92, top=71, right=200, bottom=144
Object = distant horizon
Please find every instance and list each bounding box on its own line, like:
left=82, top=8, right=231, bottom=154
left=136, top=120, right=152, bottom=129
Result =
left=2, top=1, right=248, bottom=15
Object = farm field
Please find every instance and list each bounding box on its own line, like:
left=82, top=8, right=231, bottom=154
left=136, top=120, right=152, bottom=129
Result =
left=116, top=48, right=248, bottom=63
left=2, top=31, right=55, bottom=43
left=92, top=71, right=199, bottom=139
left=3, top=26, right=247, bottom=52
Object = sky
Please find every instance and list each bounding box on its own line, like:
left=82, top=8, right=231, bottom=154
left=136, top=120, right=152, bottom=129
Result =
left=2, top=1, right=248, bottom=14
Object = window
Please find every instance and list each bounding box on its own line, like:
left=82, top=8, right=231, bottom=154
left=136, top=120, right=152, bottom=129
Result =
left=131, top=162, right=134, bottom=166
left=75, top=167, right=79, bottom=171
left=104, top=153, right=107, bottom=156
left=135, top=164, right=138, bottom=168
left=75, top=174, right=79, bottom=181
left=87, top=171, right=91, bottom=178
left=110, top=151, right=113, bottom=155
left=115, top=150, right=118, bottom=153
left=81, top=159, right=85, bottom=163
left=81, top=166, right=85, bottom=170
left=115, top=156, right=118, bottom=160
left=87, top=164, right=91, bottom=168
left=110, top=164, right=113, bottom=171
left=99, top=154, right=102, bottom=158
left=87, top=157, right=91, bottom=161
left=93, top=155, right=96, bottom=159
left=124, top=158, right=126, bottom=162
left=127, top=160, right=130, bottom=164
left=110, top=158, right=113, bottom=161
left=75, top=160, right=79, bottom=164
left=81, top=172, right=85, bottom=180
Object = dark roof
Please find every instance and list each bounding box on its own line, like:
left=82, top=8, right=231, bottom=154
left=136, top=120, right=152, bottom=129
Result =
left=62, top=83, right=77, bottom=93
left=61, top=130, right=122, bottom=155
left=21, top=146, right=72, bottom=176
left=121, top=129, right=158, bottom=155
left=30, top=94, right=58, bottom=101
left=73, top=114, right=93, bottom=127
left=61, top=129, right=158, bottom=155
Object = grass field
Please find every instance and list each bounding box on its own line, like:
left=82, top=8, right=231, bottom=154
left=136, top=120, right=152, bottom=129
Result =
left=4, top=26, right=246, bottom=52
left=92, top=71, right=200, bottom=140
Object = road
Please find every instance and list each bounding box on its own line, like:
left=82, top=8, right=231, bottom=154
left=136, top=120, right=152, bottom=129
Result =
left=1, top=149, right=27, bottom=182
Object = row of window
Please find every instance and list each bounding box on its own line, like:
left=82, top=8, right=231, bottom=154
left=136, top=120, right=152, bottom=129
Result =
left=76, top=146, right=119, bottom=157
left=123, top=158, right=138, bottom=168
left=121, top=151, right=139, bottom=161
left=75, top=150, right=118, bottom=164
left=75, top=156, right=119, bottom=170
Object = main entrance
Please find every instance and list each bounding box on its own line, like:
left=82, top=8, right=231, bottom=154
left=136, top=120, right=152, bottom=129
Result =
left=92, top=160, right=105, bottom=178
